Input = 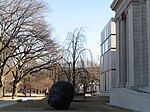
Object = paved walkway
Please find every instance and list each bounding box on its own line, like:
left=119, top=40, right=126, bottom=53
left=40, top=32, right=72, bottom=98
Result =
left=0, top=101, right=17, bottom=108
left=0, top=95, right=45, bottom=109
left=0, top=97, right=36, bottom=109
left=0, top=96, right=133, bottom=112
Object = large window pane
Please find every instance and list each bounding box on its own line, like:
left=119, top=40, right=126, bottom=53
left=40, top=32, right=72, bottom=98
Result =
left=100, top=56, right=104, bottom=72
left=111, top=35, right=116, bottom=48
left=105, top=39, right=109, bottom=52
left=111, top=22, right=116, bottom=34
left=101, top=44, right=103, bottom=55
left=103, top=43, right=105, bottom=54
left=101, top=31, right=105, bottom=44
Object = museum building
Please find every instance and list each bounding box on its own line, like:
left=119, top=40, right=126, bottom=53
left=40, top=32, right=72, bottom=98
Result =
left=110, top=0, right=150, bottom=111
left=100, top=18, right=116, bottom=95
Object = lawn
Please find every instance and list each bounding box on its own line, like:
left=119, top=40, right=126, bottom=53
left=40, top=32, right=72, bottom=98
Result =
left=0, top=95, right=132, bottom=112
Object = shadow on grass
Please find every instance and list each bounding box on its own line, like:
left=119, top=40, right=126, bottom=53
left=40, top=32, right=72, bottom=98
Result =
left=0, top=95, right=132, bottom=112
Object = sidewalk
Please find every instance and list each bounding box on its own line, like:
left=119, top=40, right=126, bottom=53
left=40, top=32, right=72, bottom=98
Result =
left=0, top=101, right=17, bottom=108
left=0, top=95, right=133, bottom=112
left=0, top=93, right=45, bottom=109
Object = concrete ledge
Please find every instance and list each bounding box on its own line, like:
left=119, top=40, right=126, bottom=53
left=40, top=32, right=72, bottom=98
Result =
left=110, top=88, right=150, bottom=112
left=138, top=86, right=150, bottom=94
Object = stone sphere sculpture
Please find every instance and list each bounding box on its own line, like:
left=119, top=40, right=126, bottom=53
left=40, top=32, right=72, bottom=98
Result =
left=47, top=81, right=74, bottom=110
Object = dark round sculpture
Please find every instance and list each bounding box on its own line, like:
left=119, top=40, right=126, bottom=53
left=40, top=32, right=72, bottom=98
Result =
left=47, top=81, right=74, bottom=110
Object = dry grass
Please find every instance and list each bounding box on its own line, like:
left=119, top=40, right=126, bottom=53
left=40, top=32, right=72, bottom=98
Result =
left=0, top=93, right=45, bottom=101
left=0, top=95, right=132, bottom=112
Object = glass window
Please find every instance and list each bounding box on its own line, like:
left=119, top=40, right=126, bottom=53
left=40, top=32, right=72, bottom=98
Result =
left=104, top=28, right=106, bottom=39
left=105, top=39, right=109, bottom=52
left=101, top=31, right=105, bottom=44
left=107, top=26, right=109, bottom=37
left=111, top=22, right=116, bottom=34
left=104, top=53, right=109, bottom=71
left=111, top=35, right=116, bottom=48
left=103, top=43, right=105, bottom=54
left=108, top=37, right=111, bottom=49
left=100, top=56, right=104, bottom=72
left=101, top=44, right=103, bottom=55
left=105, top=27, right=108, bottom=38
left=108, top=23, right=111, bottom=36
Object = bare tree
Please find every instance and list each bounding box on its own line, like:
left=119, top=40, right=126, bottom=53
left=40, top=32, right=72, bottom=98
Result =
left=0, top=0, right=60, bottom=98
left=10, top=27, right=60, bottom=98
left=63, top=27, right=92, bottom=88
left=0, top=0, right=45, bottom=97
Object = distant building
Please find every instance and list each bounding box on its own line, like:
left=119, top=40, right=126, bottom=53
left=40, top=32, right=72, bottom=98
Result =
left=75, top=66, right=100, bottom=94
left=100, top=18, right=116, bottom=95
left=110, top=0, right=150, bottom=111
left=87, top=81, right=100, bottom=95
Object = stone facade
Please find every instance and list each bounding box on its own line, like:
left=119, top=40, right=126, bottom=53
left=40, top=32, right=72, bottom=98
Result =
left=100, top=18, right=116, bottom=95
left=111, top=0, right=149, bottom=89
left=110, top=0, right=150, bottom=111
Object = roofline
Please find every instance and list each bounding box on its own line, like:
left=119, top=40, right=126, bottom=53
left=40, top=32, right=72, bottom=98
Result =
left=110, top=0, right=119, bottom=10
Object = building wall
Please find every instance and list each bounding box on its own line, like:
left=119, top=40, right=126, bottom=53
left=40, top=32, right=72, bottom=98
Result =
left=110, top=88, right=150, bottom=112
left=111, top=0, right=149, bottom=89
left=110, top=0, right=150, bottom=111
left=100, top=18, right=116, bottom=94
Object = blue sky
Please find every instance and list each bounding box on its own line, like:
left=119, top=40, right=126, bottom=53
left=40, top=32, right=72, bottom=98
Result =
left=44, top=0, right=114, bottom=61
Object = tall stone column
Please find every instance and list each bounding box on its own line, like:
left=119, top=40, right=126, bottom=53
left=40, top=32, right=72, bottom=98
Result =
left=126, top=5, right=134, bottom=88
left=115, top=19, right=120, bottom=88
left=119, top=14, right=127, bottom=87
left=125, top=11, right=130, bottom=88
left=126, top=2, right=141, bottom=88
left=147, top=0, right=150, bottom=86
left=140, top=0, right=148, bottom=87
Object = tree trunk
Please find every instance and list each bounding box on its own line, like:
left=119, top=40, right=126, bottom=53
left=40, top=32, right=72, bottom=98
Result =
left=23, top=82, right=27, bottom=97
left=2, top=86, right=5, bottom=97
left=72, top=61, right=76, bottom=88
left=2, top=79, right=6, bottom=97
left=72, top=76, right=76, bottom=89
left=0, top=87, right=3, bottom=98
left=12, top=81, right=19, bottom=99
left=0, top=81, right=3, bottom=98
left=68, top=63, right=71, bottom=83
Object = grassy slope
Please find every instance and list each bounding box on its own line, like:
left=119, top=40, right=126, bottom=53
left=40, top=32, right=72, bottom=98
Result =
left=0, top=96, right=131, bottom=112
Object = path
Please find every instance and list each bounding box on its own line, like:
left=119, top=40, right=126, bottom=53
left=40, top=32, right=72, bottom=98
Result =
left=0, top=101, right=17, bottom=108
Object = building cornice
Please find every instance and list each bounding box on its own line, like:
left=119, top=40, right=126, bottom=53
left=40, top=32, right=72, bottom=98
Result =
left=110, top=0, right=119, bottom=10
left=111, top=0, right=140, bottom=11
